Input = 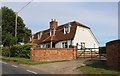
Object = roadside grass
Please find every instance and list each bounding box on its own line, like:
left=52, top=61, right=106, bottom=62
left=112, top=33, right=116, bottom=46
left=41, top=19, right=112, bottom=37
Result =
left=1, top=56, right=69, bottom=65
left=79, top=60, right=120, bottom=75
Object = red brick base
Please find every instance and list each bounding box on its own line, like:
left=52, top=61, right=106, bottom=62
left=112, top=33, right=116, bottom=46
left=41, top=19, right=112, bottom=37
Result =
left=106, top=40, right=120, bottom=70
left=30, top=47, right=77, bottom=61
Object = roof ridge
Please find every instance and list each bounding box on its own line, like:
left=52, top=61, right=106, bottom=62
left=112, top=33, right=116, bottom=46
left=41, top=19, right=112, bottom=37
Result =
left=35, top=21, right=90, bottom=35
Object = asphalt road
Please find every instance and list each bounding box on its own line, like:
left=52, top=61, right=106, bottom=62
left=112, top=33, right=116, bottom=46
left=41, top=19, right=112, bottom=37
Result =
left=0, top=61, right=48, bottom=76
left=1, top=61, right=36, bottom=74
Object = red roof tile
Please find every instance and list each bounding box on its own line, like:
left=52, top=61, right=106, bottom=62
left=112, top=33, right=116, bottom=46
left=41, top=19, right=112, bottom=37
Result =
left=31, top=21, right=90, bottom=44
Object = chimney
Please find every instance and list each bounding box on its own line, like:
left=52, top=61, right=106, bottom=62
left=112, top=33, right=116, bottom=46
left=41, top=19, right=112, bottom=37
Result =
left=50, top=19, right=58, bottom=29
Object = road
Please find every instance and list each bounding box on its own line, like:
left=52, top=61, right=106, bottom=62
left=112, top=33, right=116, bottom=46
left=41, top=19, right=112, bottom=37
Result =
left=0, top=61, right=48, bottom=75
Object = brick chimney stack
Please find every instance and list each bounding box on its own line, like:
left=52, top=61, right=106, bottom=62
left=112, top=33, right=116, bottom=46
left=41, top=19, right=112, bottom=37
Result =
left=50, top=19, right=58, bottom=29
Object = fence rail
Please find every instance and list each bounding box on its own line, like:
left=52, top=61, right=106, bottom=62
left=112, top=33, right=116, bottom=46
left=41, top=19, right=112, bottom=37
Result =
left=76, top=43, right=99, bottom=60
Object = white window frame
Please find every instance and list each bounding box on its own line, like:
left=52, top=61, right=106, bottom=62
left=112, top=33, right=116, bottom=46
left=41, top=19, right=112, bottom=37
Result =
left=62, top=41, right=68, bottom=48
left=64, top=24, right=71, bottom=34
left=45, top=43, right=51, bottom=48
left=50, top=28, right=56, bottom=36
left=37, top=34, right=40, bottom=39
left=37, top=32, right=42, bottom=39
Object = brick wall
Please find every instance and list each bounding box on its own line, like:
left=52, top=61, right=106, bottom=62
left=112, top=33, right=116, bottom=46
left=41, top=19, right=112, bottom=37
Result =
left=30, top=46, right=77, bottom=61
left=106, top=40, right=120, bottom=70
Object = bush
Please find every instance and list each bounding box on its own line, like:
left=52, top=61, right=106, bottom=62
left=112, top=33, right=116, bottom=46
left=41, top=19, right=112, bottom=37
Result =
left=2, top=47, right=9, bottom=57
left=2, top=43, right=37, bottom=59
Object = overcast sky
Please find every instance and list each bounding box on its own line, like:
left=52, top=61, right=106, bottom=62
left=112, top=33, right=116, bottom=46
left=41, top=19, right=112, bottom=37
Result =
left=1, top=1, right=118, bottom=46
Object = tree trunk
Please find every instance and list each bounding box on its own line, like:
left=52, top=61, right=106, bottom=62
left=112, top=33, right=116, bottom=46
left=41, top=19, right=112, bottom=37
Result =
left=8, top=46, right=11, bottom=57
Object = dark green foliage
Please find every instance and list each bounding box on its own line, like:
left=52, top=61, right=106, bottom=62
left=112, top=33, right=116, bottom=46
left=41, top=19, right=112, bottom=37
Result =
left=2, top=32, right=17, bottom=57
left=2, top=6, right=31, bottom=46
left=10, top=44, right=32, bottom=58
left=2, top=44, right=35, bottom=59
left=99, top=46, right=106, bottom=54
left=3, top=32, right=17, bottom=47
left=2, top=47, right=9, bottom=57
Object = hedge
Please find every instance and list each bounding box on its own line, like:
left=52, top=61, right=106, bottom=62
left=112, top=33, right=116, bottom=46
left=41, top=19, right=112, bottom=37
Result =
left=2, top=43, right=37, bottom=59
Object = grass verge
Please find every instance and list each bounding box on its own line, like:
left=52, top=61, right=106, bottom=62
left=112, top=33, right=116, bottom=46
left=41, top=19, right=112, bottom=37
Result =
left=78, top=60, right=120, bottom=75
left=1, top=56, right=69, bottom=65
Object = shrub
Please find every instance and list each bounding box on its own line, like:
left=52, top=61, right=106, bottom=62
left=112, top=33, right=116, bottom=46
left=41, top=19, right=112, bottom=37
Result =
left=2, top=43, right=37, bottom=59
left=2, top=47, right=9, bottom=57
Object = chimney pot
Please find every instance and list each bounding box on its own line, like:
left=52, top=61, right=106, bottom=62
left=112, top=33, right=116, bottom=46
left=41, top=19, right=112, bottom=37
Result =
left=51, top=19, right=53, bottom=21
left=50, top=19, right=58, bottom=29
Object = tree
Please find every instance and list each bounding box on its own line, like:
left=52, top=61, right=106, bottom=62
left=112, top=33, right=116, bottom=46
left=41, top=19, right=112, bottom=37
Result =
left=2, top=6, right=31, bottom=46
left=3, top=32, right=17, bottom=57
left=0, top=9, right=2, bottom=46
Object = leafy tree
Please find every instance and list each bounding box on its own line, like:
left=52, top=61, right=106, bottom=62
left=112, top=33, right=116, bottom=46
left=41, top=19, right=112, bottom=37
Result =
left=0, top=9, right=2, bottom=56
left=3, top=32, right=17, bottom=57
left=0, top=9, right=2, bottom=45
left=2, top=6, right=31, bottom=46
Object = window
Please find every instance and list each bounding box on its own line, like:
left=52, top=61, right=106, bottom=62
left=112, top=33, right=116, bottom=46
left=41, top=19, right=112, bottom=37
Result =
left=50, top=28, right=55, bottom=36
left=62, top=41, right=68, bottom=48
left=64, top=23, right=71, bottom=34
left=30, top=35, right=34, bottom=41
left=37, top=32, right=42, bottom=39
left=81, top=42, right=85, bottom=49
left=46, top=43, right=50, bottom=48
left=37, top=34, right=40, bottom=39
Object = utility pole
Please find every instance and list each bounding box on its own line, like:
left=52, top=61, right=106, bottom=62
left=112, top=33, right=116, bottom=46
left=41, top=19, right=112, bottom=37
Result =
left=15, top=12, right=18, bottom=38
left=14, top=0, right=33, bottom=38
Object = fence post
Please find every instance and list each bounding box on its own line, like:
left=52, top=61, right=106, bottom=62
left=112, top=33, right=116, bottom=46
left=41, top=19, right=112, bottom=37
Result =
left=76, top=43, right=78, bottom=58
left=91, top=49, right=92, bottom=60
left=73, top=46, right=77, bottom=59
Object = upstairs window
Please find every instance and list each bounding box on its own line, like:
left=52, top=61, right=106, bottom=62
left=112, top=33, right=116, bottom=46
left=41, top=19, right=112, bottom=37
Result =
left=37, top=32, right=42, bottom=39
left=64, top=23, right=71, bottom=34
left=30, top=35, right=34, bottom=41
left=50, top=28, right=56, bottom=36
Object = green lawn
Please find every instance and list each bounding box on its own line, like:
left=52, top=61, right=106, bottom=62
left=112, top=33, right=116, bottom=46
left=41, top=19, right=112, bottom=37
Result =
left=1, top=56, right=69, bottom=65
left=79, top=60, right=120, bottom=75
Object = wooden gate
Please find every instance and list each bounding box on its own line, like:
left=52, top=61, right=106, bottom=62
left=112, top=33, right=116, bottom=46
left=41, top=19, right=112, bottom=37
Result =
left=76, top=43, right=99, bottom=59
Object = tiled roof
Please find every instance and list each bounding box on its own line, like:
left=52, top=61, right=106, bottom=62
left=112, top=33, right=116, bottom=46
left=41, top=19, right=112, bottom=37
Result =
left=31, top=21, right=90, bottom=44
left=31, top=39, right=40, bottom=44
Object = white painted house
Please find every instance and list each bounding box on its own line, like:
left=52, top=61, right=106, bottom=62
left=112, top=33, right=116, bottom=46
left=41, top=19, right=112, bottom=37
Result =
left=31, top=19, right=99, bottom=51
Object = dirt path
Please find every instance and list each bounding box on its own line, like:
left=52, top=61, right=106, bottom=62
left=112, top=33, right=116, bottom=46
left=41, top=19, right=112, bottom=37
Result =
left=24, top=59, right=87, bottom=74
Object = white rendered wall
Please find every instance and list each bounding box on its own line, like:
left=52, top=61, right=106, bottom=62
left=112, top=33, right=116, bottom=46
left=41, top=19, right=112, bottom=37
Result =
left=55, top=42, right=61, bottom=48
left=73, top=26, right=99, bottom=51
left=55, top=40, right=72, bottom=48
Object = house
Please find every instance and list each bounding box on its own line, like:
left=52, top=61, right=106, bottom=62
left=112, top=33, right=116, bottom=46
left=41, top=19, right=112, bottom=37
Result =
left=30, top=19, right=99, bottom=51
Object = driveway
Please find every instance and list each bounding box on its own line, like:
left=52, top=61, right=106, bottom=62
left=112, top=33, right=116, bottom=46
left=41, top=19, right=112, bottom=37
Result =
left=21, top=58, right=87, bottom=74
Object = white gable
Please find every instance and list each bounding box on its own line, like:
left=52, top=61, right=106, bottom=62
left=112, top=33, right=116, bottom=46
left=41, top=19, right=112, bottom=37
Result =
left=73, top=26, right=99, bottom=51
